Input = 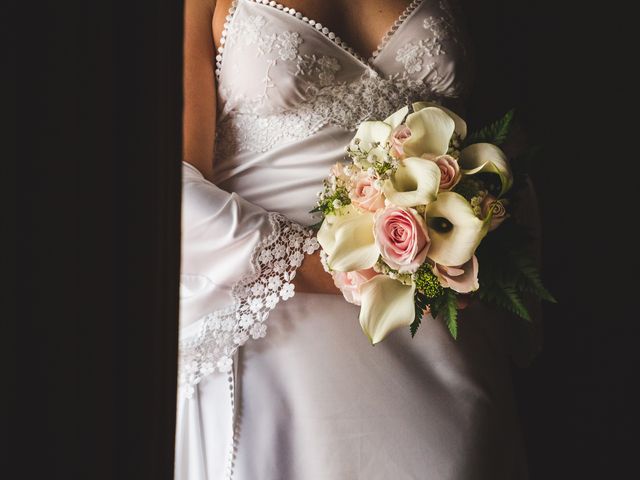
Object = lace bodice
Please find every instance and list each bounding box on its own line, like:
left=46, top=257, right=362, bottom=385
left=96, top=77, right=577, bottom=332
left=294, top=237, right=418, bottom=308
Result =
left=213, top=0, right=473, bottom=164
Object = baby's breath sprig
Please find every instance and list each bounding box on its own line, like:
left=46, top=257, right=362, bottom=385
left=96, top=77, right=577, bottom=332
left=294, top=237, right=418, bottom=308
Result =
left=371, top=145, right=398, bottom=179
left=315, top=185, right=351, bottom=216
left=447, top=132, right=463, bottom=159
left=346, top=141, right=398, bottom=179
left=345, top=140, right=372, bottom=169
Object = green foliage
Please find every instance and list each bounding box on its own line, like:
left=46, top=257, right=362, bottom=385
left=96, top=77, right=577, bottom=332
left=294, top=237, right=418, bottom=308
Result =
left=464, top=109, right=515, bottom=146
left=411, top=291, right=430, bottom=337
left=512, top=254, right=556, bottom=303
left=374, top=160, right=395, bottom=177
left=315, top=186, right=351, bottom=216
left=442, top=290, right=458, bottom=339
left=414, top=263, right=444, bottom=298
left=476, top=220, right=556, bottom=323
left=452, top=176, right=486, bottom=201
left=412, top=287, right=458, bottom=340
left=478, top=283, right=531, bottom=321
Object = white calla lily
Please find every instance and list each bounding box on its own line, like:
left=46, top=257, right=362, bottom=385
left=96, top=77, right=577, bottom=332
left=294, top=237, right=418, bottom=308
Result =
left=382, top=157, right=441, bottom=207
left=350, top=121, right=393, bottom=152
left=425, top=192, right=488, bottom=266
left=403, top=107, right=455, bottom=157
left=411, top=101, right=467, bottom=140
left=359, top=275, right=416, bottom=344
left=317, top=206, right=379, bottom=272
left=459, top=143, right=513, bottom=197
left=383, top=105, right=409, bottom=129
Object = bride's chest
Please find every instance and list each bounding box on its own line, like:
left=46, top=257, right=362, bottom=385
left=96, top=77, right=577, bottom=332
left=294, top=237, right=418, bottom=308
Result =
left=214, top=0, right=414, bottom=58
left=215, top=0, right=473, bottom=118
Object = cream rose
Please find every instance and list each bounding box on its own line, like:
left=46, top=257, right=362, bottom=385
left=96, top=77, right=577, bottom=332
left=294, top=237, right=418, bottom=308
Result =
left=422, top=153, right=461, bottom=191
left=332, top=268, right=378, bottom=305
left=349, top=173, right=385, bottom=212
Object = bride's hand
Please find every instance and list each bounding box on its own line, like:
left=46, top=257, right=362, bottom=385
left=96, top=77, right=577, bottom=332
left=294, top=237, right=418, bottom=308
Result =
left=293, top=250, right=341, bottom=295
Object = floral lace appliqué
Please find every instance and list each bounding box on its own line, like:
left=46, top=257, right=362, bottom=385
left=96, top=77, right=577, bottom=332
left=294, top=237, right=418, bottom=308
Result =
left=228, top=13, right=304, bottom=61
left=296, top=54, right=342, bottom=87
left=395, top=38, right=445, bottom=75
left=215, top=70, right=453, bottom=160
left=423, top=0, right=467, bottom=56
left=178, top=213, right=320, bottom=398
left=229, top=14, right=267, bottom=48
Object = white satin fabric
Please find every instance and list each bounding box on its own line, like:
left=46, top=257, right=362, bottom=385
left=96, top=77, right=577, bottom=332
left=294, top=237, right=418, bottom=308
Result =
left=176, top=0, right=538, bottom=478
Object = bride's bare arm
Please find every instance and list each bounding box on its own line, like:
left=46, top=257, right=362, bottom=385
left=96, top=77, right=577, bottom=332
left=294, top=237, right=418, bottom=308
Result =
left=294, top=250, right=341, bottom=295
left=183, top=0, right=339, bottom=295
left=183, top=0, right=217, bottom=181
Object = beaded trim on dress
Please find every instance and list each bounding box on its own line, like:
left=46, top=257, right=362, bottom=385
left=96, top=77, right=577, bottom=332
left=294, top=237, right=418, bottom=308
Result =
left=370, top=0, right=424, bottom=62
left=216, top=0, right=377, bottom=79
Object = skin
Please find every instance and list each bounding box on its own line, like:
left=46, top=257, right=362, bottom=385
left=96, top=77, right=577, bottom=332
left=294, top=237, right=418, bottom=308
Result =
left=183, top=0, right=519, bottom=296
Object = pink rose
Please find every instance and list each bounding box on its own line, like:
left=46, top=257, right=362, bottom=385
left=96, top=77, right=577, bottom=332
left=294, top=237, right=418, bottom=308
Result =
left=433, top=255, right=479, bottom=294
left=422, top=153, right=460, bottom=191
left=349, top=173, right=385, bottom=212
left=481, top=195, right=509, bottom=231
left=332, top=268, right=378, bottom=306
left=374, top=207, right=430, bottom=273
left=390, top=125, right=412, bottom=158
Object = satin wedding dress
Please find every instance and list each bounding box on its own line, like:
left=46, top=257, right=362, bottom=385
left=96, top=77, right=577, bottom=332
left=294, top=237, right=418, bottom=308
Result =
left=176, top=1, right=540, bottom=478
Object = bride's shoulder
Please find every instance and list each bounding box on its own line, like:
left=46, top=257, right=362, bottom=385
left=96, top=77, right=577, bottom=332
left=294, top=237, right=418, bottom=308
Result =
left=186, top=0, right=216, bottom=29
left=186, top=0, right=216, bottom=14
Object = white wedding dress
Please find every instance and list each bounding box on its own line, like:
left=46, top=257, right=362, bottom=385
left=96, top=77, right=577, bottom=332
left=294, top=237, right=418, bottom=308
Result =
left=176, top=1, right=541, bottom=479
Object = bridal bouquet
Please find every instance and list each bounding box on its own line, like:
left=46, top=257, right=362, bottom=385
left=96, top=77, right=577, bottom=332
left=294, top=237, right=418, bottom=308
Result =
left=312, top=102, right=555, bottom=344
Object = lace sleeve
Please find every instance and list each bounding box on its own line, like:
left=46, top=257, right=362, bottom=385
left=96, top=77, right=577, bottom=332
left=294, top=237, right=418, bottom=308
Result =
left=178, top=164, right=319, bottom=398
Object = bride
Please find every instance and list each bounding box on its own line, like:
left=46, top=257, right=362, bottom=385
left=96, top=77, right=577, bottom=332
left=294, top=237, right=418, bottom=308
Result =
left=177, top=0, right=540, bottom=478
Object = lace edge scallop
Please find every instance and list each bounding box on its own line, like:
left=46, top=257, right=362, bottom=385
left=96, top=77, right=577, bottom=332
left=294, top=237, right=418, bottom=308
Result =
left=178, top=212, right=320, bottom=399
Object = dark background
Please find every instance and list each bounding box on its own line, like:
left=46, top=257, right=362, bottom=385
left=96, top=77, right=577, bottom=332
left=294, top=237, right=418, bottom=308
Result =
left=11, top=0, right=634, bottom=478
left=466, top=2, right=637, bottom=479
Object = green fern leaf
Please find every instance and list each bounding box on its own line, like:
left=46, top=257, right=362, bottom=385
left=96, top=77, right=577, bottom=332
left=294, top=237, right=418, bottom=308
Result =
left=499, top=285, right=531, bottom=321
left=478, top=282, right=531, bottom=321
left=465, top=109, right=515, bottom=146
left=411, top=291, right=430, bottom=337
left=512, top=255, right=557, bottom=303
left=443, top=290, right=458, bottom=339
